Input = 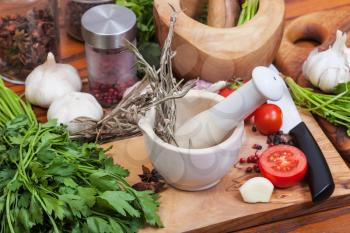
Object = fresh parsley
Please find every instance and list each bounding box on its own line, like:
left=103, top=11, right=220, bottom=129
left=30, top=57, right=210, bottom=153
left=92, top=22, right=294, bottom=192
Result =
left=0, top=78, right=162, bottom=232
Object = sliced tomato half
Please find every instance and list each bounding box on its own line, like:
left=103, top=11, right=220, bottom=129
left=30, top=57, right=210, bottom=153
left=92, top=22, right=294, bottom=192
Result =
left=259, top=145, right=308, bottom=188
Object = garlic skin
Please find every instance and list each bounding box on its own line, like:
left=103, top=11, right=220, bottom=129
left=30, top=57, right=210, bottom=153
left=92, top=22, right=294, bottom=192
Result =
left=47, top=92, right=103, bottom=129
left=302, top=30, right=350, bottom=93
left=25, top=53, right=82, bottom=108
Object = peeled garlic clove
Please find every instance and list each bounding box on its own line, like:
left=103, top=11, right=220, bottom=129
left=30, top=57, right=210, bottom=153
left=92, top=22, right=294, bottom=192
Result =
left=239, top=177, right=274, bottom=203
left=47, top=92, right=103, bottom=129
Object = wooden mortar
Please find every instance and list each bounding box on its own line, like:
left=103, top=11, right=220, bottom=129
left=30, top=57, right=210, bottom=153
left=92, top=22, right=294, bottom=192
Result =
left=207, top=0, right=240, bottom=28
left=153, top=0, right=285, bottom=82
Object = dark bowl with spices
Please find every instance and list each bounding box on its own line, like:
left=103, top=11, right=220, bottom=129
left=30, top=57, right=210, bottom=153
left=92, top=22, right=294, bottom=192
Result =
left=0, top=0, right=60, bottom=82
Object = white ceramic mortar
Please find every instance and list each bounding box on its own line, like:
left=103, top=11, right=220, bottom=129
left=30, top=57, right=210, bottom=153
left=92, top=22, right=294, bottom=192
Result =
left=138, top=90, right=245, bottom=191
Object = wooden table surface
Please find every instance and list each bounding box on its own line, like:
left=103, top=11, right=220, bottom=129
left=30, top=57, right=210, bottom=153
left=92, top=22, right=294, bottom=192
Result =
left=5, top=0, right=350, bottom=232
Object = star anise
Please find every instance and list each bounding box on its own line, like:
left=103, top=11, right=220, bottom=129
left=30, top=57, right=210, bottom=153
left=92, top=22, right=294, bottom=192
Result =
left=132, top=181, right=167, bottom=193
left=139, top=165, right=164, bottom=183
left=133, top=165, right=167, bottom=193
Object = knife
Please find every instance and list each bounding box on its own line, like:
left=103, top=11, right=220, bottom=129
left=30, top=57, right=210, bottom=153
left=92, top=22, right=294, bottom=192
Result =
left=268, top=66, right=335, bottom=203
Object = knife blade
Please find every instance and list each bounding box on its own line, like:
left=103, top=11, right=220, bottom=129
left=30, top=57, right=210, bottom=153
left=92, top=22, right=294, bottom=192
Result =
left=268, top=66, right=334, bottom=203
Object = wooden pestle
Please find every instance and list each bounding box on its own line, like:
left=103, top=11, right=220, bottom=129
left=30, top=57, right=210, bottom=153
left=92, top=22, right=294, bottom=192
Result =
left=207, top=0, right=241, bottom=27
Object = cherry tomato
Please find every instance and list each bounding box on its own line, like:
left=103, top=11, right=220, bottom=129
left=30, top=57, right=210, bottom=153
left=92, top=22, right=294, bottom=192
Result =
left=254, top=104, right=282, bottom=135
left=219, top=87, right=234, bottom=97
left=259, top=145, right=308, bottom=188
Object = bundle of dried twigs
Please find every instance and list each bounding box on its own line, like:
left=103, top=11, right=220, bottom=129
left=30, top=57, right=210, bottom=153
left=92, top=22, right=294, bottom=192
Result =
left=70, top=12, right=194, bottom=144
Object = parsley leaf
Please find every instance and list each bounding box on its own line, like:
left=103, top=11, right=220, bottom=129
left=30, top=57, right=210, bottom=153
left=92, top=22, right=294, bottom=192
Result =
left=45, top=158, right=76, bottom=177
left=86, top=217, right=112, bottom=233
left=99, top=191, right=140, bottom=217
left=41, top=194, right=67, bottom=220
left=17, top=208, right=35, bottom=231
left=0, top=168, right=15, bottom=188
left=132, top=190, right=163, bottom=227
left=29, top=197, right=44, bottom=225
left=104, top=158, right=129, bottom=177
left=89, top=171, right=118, bottom=192
left=60, top=194, right=90, bottom=218
left=77, top=187, right=97, bottom=208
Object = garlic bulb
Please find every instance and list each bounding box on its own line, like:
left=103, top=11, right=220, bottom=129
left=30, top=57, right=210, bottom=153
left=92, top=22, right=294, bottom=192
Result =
left=302, top=30, right=350, bottom=93
left=47, top=92, right=103, bottom=131
left=25, top=53, right=82, bottom=108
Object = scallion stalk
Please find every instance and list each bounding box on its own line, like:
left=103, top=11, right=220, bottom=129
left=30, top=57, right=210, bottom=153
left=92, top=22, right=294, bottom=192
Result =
left=237, top=0, right=259, bottom=26
left=0, top=77, right=36, bottom=125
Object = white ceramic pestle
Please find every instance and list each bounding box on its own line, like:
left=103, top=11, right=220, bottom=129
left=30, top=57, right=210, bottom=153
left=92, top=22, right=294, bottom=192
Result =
left=174, top=66, right=285, bottom=149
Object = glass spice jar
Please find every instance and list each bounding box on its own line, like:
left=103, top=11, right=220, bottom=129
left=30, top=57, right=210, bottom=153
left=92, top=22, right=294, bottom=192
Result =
left=0, top=0, right=59, bottom=82
left=82, top=4, right=137, bottom=107
left=64, top=0, right=113, bottom=41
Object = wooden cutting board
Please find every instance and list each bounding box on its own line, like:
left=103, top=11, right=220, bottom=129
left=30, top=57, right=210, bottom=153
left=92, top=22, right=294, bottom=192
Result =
left=275, top=7, right=350, bottom=162
left=105, top=111, right=350, bottom=233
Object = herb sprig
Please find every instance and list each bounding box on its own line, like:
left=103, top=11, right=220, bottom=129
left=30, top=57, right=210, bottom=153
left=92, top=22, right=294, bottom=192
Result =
left=116, top=0, right=155, bottom=46
left=0, top=78, right=162, bottom=232
left=286, top=77, right=350, bottom=136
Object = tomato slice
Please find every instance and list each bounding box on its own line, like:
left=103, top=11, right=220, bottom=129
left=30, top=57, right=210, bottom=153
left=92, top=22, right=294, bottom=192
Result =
left=259, top=145, right=308, bottom=188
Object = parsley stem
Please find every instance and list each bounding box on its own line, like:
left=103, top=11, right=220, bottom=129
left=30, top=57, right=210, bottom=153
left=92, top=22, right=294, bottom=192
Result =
left=77, top=173, right=92, bottom=186
left=32, top=192, right=60, bottom=233
left=23, top=125, right=44, bottom=168
left=5, top=192, right=14, bottom=233
left=286, top=77, right=350, bottom=135
left=91, top=210, right=114, bottom=219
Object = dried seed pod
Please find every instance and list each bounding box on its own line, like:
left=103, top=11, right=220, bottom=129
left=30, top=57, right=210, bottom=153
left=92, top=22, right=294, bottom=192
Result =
left=132, top=182, right=153, bottom=192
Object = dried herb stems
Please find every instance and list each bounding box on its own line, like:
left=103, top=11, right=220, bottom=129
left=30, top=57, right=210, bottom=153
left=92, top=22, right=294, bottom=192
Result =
left=70, top=12, right=194, bottom=144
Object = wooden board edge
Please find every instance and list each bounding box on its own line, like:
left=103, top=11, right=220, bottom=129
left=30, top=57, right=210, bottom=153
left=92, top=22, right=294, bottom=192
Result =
left=187, top=194, right=350, bottom=233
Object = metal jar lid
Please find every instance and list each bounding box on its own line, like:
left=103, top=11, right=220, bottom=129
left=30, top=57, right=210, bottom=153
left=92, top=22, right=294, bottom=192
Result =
left=81, top=4, right=137, bottom=49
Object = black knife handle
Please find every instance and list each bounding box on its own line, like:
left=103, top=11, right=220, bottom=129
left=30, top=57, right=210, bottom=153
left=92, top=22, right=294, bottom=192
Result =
left=290, top=122, right=334, bottom=203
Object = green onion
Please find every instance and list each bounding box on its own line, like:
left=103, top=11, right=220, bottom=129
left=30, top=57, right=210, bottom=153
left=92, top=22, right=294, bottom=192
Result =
left=237, top=0, right=259, bottom=26
left=0, top=77, right=36, bottom=126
